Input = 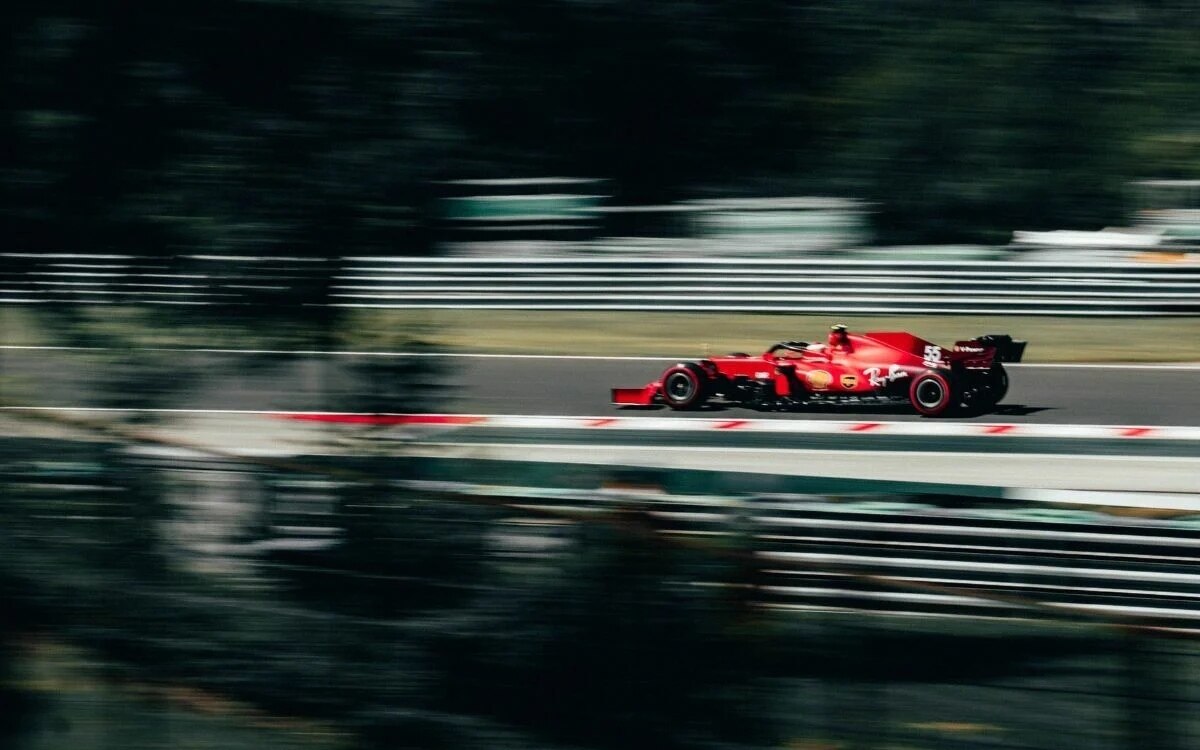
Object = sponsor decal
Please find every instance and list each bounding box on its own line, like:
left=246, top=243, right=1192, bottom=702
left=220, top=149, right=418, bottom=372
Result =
left=755, top=371, right=771, bottom=379
left=955, top=345, right=985, bottom=353
left=807, top=370, right=833, bottom=389
left=840, top=374, right=858, bottom=389
left=864, top=364, right=909, bottom=388
left=922, top=345, right=944, bottom=369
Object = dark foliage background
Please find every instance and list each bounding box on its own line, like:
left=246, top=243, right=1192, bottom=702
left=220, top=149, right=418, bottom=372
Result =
left=0, top=442, right=1183, bottom=749
left=4, top=1, right=1200, bottom=252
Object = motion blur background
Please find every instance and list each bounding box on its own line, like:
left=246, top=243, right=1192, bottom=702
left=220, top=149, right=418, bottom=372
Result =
left=3, top=2, right=1200, bottom=749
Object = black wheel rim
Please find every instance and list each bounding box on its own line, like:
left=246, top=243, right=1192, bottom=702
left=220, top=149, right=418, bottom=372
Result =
left=915, top=379, right=945, bottom=409
left=666, top=372, right=696, bottom=402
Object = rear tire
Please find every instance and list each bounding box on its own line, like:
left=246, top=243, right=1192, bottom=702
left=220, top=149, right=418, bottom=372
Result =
left=660, top=363, right=709, bottom=410
left=986, top=363, right=1009, bottom=405
left=909, top=370, right=955, bottom=417
left=966, top=363, right=1009, bottom=415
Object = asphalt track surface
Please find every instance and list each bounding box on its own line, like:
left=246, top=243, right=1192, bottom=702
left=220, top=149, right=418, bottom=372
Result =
left=452, top=357, right=1200, bottom=425
left=1, top=348, right=1199, bottom=425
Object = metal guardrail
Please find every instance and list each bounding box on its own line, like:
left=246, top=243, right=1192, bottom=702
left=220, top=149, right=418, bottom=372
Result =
left=0, top=253, right=333, bottom=308
left=333, top=257, right=1200, bottom=315
left=3, top=253, right=1199, bottom=315
left=430, top=482, right=1200, bottom=627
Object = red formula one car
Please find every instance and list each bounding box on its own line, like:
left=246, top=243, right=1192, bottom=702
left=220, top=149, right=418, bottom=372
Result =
left=612, top=325, right=1026, bottom=417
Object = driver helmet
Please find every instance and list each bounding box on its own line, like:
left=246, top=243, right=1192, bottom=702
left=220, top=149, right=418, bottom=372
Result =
left=828, top=323, right=850, bottom=346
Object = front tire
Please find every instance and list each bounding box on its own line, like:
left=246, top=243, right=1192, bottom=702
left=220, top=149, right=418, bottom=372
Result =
left=909, top=370, right=956, bottom=417
left=660, top=363, right=709, bottom=410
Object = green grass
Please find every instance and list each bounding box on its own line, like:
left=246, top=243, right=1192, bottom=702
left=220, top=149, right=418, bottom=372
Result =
left=345, top=310, right=1200, bottom=363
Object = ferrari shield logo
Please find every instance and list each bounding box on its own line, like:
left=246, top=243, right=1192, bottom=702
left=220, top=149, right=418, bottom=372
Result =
left=807, top=370, right=832, bottom=389
left=840, top=374, right=858, bottom=389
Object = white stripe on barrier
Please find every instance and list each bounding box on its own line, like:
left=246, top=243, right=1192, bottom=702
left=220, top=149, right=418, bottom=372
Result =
left=339, top=256, right=1200, bottom=269
left=760, top=552, right=1200, bottom=584
left=1004, top=488, right=1200, bottom=512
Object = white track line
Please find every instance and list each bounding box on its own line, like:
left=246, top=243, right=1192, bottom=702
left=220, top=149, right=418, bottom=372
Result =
left=6, top=407, right=1200, bottom=438
left=414, top=443, right=1200, bottom=464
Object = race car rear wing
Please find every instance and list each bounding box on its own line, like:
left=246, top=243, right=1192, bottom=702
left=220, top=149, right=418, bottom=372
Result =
left=953, top=334, right=1027, bottom=363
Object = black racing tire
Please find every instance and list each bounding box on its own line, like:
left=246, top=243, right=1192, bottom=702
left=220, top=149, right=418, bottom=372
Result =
left=909, top=370, right=956, bottom=417
left=660, top=363, right=709, bottom=410
left=968, top=363, right=1009, bottom=414
left=987, top=363, right=1009, bottom=405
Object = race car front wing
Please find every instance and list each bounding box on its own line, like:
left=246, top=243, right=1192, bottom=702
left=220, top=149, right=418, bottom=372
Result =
left=611, top=383, right=660, bottom=406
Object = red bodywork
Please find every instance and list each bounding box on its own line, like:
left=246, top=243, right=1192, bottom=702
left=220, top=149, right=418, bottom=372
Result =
left=612, top=330, right=1023, bottom=414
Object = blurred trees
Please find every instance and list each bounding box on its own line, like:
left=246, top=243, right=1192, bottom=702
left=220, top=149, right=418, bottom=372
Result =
left=0, top=441, right=778, bottom=749
left=4, top=441, right=1184, bottom=749
left=3, top=0, right=1200, bottom=250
